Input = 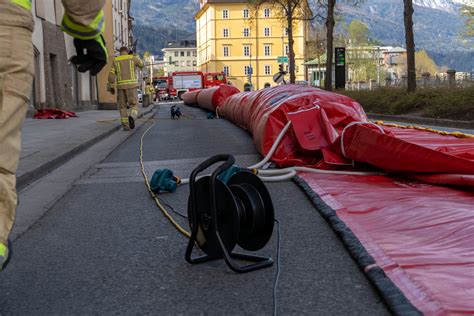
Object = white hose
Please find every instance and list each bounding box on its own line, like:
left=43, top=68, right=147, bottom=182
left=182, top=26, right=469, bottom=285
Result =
left=176, top=119, right=383, bottom=185
left=258, top=166, right=381, bottom=176
left=248, top=121, right=293, bottom=170
left=258, top=170, right=297, bottom=182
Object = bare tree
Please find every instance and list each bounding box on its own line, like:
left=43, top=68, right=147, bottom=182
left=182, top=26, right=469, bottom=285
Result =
left=252, top=0, right=313, bottom=84
left=324, top=0, right=336, bottom=90
left=317, top=0, right=361, bottom=91
left=403, top=0, right=416, bottom=92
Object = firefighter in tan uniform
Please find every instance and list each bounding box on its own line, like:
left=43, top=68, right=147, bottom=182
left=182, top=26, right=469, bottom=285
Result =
left=0, top=0, right=107, bottom=271
left=108, top=47, right=144, bottom=131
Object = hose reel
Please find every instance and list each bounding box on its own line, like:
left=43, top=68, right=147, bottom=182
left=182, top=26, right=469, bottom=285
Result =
left=185, top=154, right=274, bottom=273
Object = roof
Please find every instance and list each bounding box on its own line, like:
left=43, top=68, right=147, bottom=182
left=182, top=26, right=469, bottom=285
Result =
left=303, top=54, right=335, bottom=66
left=163, top=39, right=196, bottom=49
left=387, top=46, right=407, bottom=53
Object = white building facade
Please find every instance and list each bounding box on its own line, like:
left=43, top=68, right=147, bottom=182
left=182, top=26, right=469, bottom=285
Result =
left=162, top=40, right=198, bottom=75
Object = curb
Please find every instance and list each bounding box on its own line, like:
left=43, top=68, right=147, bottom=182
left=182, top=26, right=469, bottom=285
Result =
left=368, top=113, right=474, bottom=129
left=17, top=106, right=155, bottom=190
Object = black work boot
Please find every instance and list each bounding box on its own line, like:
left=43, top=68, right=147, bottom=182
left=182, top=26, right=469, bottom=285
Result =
left=128, top=116, right=135, bottom=129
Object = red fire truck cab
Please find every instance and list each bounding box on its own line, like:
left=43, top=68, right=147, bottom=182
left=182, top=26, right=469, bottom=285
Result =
left=152, top=76, right=172, bottom=101
left=170, top=71, right=227, bottom=99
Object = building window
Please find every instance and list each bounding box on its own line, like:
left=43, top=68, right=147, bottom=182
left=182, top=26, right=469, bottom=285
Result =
left=285, top=44, right=289, bottom=56
left=264, top=27, right=270, bottom=37
left=174, top=51, right=179, bottom=57
left=181, top=61, right=186, bottom=67
left=264, top=8, right=270, bottom=17
left=223, top=66, right=230, bottom=76
left=222, top=9, right=229, bottom=19
left=223, top=28, right=229, bottom=38
left=223, top=46, right=230, bottom=57
left=193, top=51, right=197, bottom=57
left=180, top=51, right=185, bottom=57
left=243, top=28, right=250, bottom=37
left=187, top=60, right=191, bottom=67
left=174, top=61, right=179, bottom=66
left=187, top=51, right=191, bottom=57
left=193, top=60, right=197, bottom=66
left=244, top=65, right=252, bottom=75
left=284, top=27, right=288, bottom=36
left=264, top=65, right=271, bottom=75
left=243, top=8, right=249, bottom=18
left=243, top=45, right=251, bottom=57
left=264, top=45, right=271, bottom=56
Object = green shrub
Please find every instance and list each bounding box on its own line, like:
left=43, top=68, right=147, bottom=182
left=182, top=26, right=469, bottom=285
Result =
left=338, top=87, right=474, bottom=121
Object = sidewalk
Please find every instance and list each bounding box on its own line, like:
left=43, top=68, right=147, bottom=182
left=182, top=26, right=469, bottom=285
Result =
left=17, top=105, right=154, bottom=189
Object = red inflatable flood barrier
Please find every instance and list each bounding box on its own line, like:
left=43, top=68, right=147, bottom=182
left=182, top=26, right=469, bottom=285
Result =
left=220, top=85, right=474, bottom=180
left=220, top=84, right=367, bottom=168
left=206, top=84, right=474, bottom=313
left=195, top=84, right=240, bottom=112
left=182, top=90, right=201, bottom=106
left=296, top=172, right=474, bottom=315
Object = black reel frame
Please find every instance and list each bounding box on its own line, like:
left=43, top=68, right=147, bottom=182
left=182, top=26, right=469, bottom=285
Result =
left=185, top=155, right=274, bottom=273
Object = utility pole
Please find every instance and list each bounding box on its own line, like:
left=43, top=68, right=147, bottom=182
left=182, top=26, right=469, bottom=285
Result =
left=375, top=46, right=381, bottom=86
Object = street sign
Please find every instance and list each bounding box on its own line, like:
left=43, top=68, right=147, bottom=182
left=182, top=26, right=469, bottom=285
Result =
left=335, top=47, right=346, bottom=89
left=335, top=47, right=346, bottom=67
left=277, top=56, right=289, bottom=63
left=273, top=72, right=284, bottom=84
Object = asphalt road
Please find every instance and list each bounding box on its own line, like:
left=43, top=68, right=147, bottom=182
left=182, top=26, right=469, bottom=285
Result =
left=0, top=103, right=389, bottom=314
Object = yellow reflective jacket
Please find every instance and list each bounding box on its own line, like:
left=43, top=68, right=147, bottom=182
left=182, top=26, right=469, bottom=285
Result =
left=1, top=0, right=105, bottom=40
left=108, top=55, right=144, bottom=90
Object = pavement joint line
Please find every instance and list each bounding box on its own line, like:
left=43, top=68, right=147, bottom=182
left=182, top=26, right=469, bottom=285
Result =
left=94, top=154, right=261, bottom=169
left=16, top=106, right=155, bottom=191
left=13, top=108, right=159, bottom=241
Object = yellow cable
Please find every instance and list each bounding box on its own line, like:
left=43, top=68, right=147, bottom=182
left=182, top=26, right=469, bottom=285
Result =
left=139, top=123, right=191, bottom=238
left=374, top=121, right=474, bottom=138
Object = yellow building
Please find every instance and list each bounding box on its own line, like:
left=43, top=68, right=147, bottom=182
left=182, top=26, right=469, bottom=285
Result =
left=195, top=0, right=308, bottom=91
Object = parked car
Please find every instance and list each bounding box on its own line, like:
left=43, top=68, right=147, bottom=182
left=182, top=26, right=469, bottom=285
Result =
left=137, top=89, right=143, bottom=103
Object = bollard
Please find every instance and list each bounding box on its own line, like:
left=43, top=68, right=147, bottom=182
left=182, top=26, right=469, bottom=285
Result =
left=370, top=79, right=376, bottom=90
left=402, top=75, right=408, bottom=88
left=447, top=69, right=456, bottom=88
left=422, top=72, right=431, bottom=88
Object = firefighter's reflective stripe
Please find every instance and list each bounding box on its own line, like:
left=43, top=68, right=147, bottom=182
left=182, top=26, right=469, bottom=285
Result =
left=116, top=62, right=122, bottom=78
left=117, top=79, right=139, bottom=86
left=61, top=10, right=105, bottom=40
left=130, top=62, right=135, bottom=81
left=115, top=55, right=134, bottom=61
left=10, top=0, right=31, bottom=10
left=0, top=243, right=7, bottom=257
left=130, top=108, right=139, bottom=118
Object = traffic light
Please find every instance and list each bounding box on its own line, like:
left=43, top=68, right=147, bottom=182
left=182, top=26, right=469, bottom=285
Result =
left=279, top=63, right=284, bottom=73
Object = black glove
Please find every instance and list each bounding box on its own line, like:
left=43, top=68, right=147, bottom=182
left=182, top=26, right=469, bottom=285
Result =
left=71, top=35, right=107, bottom=76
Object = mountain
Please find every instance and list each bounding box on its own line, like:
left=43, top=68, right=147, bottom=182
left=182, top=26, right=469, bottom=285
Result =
left=131, top=0, right=474, bottom=71
left=339, top=0, right=474, bottom=71
left=130, top=0, right=198, bottom=55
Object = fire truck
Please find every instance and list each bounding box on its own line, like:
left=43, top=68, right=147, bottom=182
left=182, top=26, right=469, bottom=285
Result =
left=169, top=71, right=227, bottom=99
left=152, top=76, right=172, bottom=101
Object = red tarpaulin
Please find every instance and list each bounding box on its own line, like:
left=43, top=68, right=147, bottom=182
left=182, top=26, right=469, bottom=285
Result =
left=297, top=173, right=474, bottom=315
left=34, top=109, right=78, bottom=119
